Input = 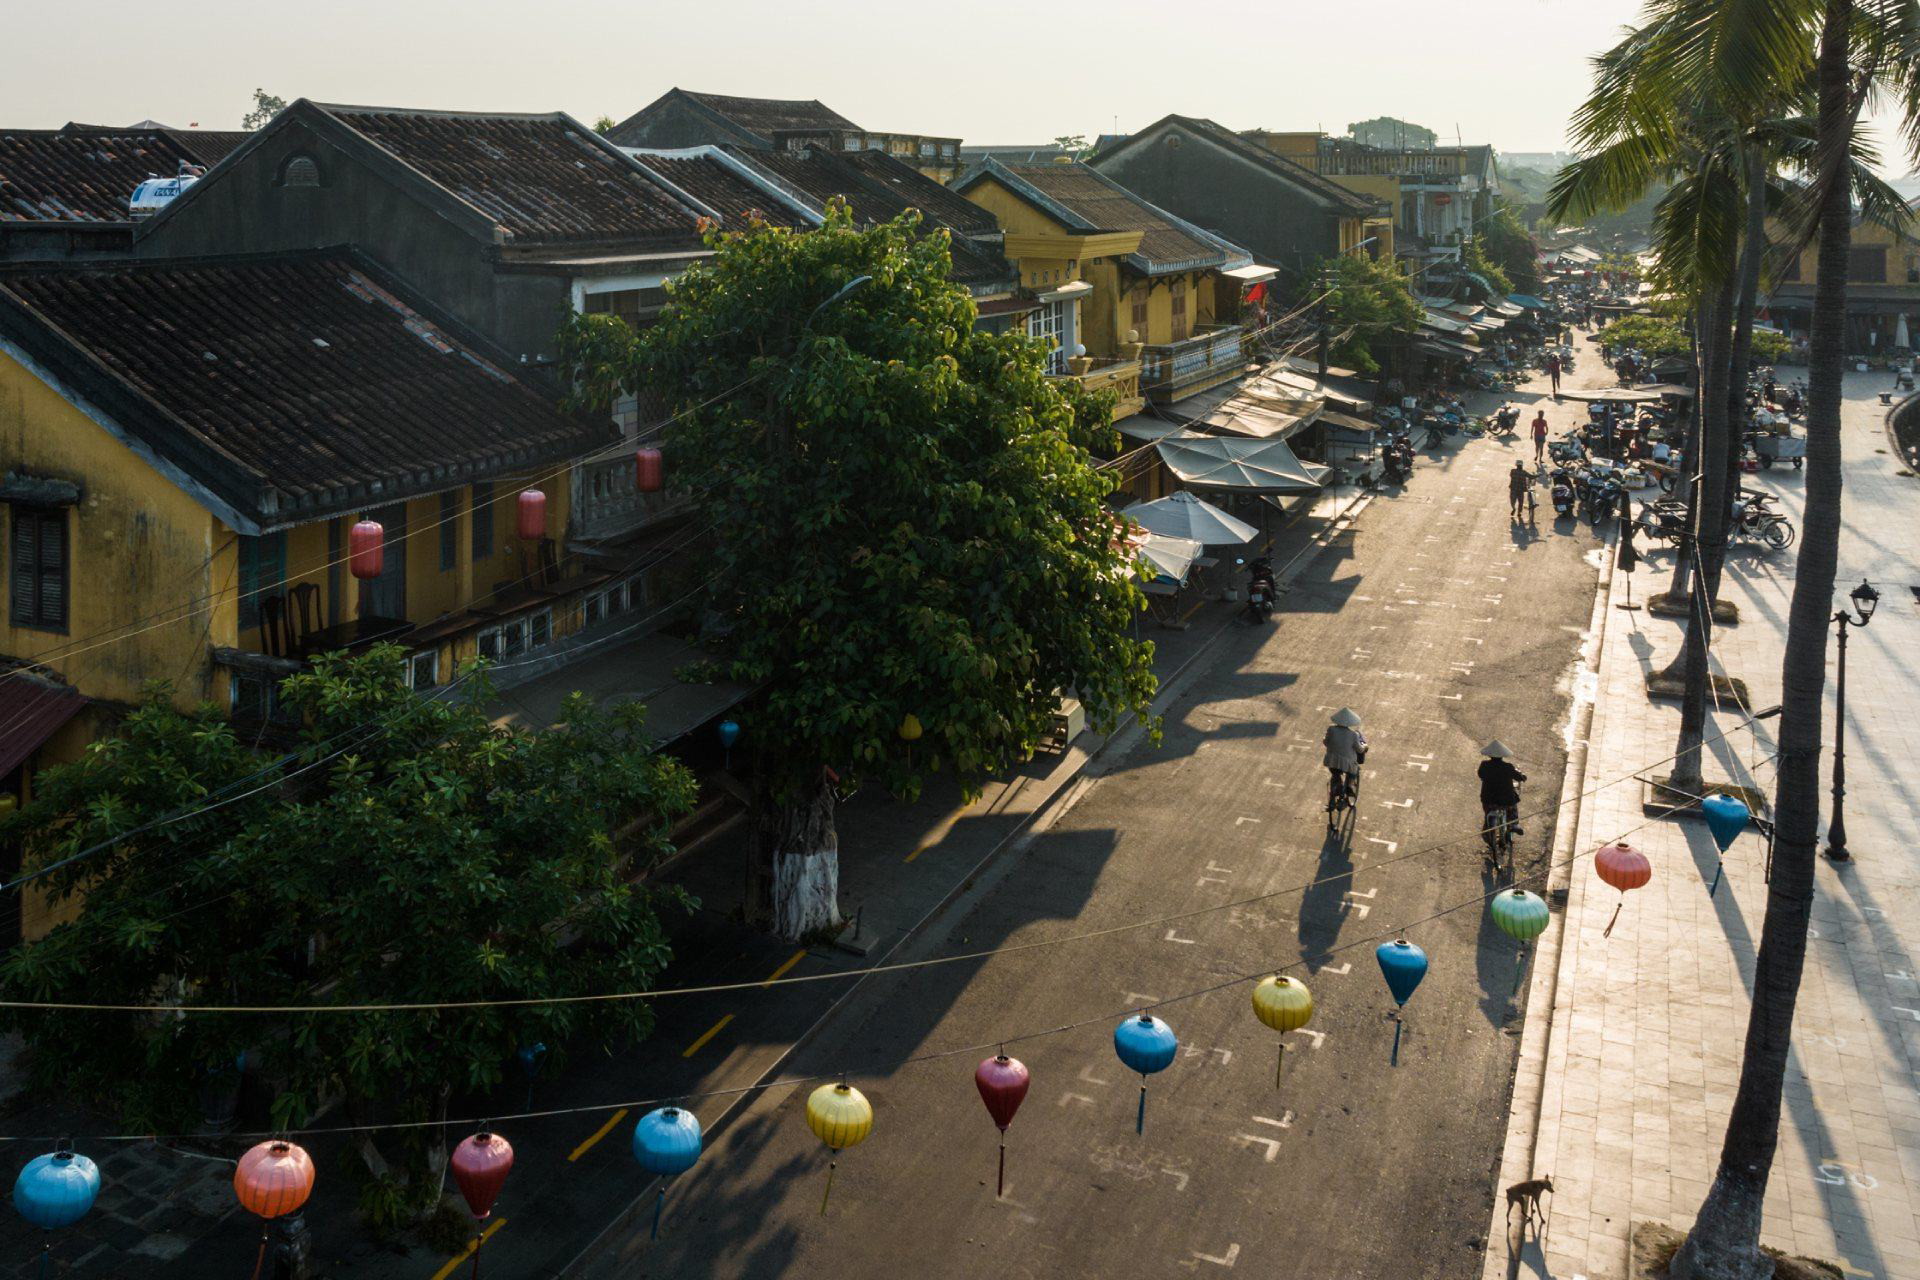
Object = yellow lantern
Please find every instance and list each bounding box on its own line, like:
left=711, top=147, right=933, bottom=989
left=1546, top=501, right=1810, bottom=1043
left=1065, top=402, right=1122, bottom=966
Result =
left=805, top=1082, right=873, bottom=1214
left=1250, top=975, right=1314, bottom=1087
left=898, top=713, right=923, bottom=742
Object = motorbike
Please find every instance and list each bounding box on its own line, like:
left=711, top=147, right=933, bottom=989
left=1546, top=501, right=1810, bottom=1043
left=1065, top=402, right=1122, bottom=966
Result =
left=1241, top=556, right=1277, bottom=622
left=1487, top=403, right=1521, bottom=435
left=1580, top=473, right=1622, bottom=526
left=1423, top=421, right=1447, bottom=449
left=1547, top=431, right=1586, bottom=465
left=1730, top=490, right=1797, bottom=550
left=1549, top=468, right=1577, bottom=517
left=1381, top=444, right=1413, bottom=486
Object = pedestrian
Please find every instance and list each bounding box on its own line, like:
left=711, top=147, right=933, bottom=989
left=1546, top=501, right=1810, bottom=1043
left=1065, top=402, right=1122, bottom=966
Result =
left=1547, top=351, right=1562, bottom=397
left=1600, top=402, right=1617, bottom=458
left=1509, top=459, right=1531, bottom=520
left=1531, top=409, right=1549, bottom=465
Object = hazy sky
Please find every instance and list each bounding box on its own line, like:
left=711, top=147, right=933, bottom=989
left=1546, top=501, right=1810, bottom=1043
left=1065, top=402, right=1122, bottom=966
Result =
left=1, top=0, right=1912, bottom=169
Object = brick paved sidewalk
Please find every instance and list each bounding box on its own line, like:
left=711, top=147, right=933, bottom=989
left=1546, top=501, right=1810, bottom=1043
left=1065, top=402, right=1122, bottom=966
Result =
left=1484, top=373, right=1920, bottom=1280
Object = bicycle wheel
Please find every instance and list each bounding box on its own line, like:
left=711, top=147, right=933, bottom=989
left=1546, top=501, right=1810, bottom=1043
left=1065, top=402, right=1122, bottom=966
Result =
left=1763, top=519, right=1795, bottom=550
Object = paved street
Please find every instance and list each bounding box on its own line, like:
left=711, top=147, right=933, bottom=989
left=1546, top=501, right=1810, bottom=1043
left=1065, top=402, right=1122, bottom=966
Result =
left=582, top=359, right=1617, bottom=1279
left=1485, top=372, right=1920, bottom=1280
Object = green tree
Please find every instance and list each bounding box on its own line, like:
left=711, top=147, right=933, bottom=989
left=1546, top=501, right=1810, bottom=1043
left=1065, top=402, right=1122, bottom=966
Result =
left=241, top=89, right=286, bottom=131
left=559, top=207, right=1158, bottom=940
left=1053, top=134, right=1088, bottom=156
left=594, top=115, right=617, bottom=134
left=1460, top=235, right=1514, bottom=298
left=1314, top=252, right=1422, bottom=375
left=1479, top=200, right=1542, bottom=292
left=0, top=652, right=696, bottom=1227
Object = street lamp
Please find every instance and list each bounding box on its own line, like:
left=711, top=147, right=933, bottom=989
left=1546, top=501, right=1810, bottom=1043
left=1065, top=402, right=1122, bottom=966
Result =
left=1824, top=578, right=1879, bottom=862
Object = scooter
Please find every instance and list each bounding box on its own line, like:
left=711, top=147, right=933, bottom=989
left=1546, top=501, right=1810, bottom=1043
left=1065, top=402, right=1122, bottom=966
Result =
left=1549, top=468, right=1577, bottom=517
left=1423, top=421, right=1447, bottom=449
left=1488, top=403, right=1521, bottom=435
left=1241, top=556, right=1277, bottom=622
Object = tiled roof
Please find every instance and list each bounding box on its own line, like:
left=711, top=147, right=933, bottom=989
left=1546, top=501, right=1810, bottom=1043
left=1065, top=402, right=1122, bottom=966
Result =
left=0, top=251, right=613, bottom=528
left=627, top=153, right=810, bottom=229
left=315, top=106, right=705, bottom=247
left=987, top=162, right=1240, bottom=272
left=164, top=130, right=252, bottom=164
left=681, top=91, right=859, bottom=142
left=1110, top=116, right=1384, bottom=216
left=0, top=129, right=202, bottom=222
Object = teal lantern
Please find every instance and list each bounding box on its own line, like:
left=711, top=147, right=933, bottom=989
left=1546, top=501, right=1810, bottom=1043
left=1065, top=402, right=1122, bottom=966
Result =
left=14, top=1145, right=100, bottom=1278
left=633, top=1107, right=703, bottom=1239
left=1375, top=939, right=1428, bottom=1066
left=1701, top=794, right=1750, bottom=898
left=717, top=720, right=741, bottom=770
left=1112, top=1014, right=1178, bottom=1134
left=1490, top=888, right=1551, bottom=995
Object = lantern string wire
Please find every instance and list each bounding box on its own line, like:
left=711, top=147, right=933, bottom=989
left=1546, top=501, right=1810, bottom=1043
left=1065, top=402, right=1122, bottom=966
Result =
left=0, top=781, right=1714, bottom=1147
left=0, top=713, right=1777, bottom=1017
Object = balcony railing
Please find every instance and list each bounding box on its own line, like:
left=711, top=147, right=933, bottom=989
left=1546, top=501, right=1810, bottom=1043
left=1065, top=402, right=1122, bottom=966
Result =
left=1138, top=327, right=1249, bottom=403
left=571, top=454, right=691, bottom=545
left=1049, top=357, right=1144, bottom=421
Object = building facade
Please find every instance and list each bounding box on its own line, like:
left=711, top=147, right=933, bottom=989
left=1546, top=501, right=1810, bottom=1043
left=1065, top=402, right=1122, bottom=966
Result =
left=607, top=89, right=962, bottom=182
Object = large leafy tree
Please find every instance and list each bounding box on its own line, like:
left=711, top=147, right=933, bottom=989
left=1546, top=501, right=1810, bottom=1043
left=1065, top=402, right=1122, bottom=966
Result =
left=560, top=208, right=1158, bottom=940
left=0, top=652, right=696, bottom=1226
left=1479, top=200, right=1543, bottom=293
left=1314, top=251, right=1423, bottom=375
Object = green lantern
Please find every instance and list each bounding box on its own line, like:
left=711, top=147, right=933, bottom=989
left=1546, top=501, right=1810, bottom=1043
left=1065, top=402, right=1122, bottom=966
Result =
left=1490, top=888, right=1550, bottom=996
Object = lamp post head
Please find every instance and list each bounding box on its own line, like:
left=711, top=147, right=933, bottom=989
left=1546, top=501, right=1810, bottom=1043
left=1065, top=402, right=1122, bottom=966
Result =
left=1849, top=578, right=1880, bottom=626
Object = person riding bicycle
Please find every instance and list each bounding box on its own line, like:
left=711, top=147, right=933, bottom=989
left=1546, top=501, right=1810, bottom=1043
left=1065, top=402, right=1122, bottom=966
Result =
left=1324, top=708, right=1367, bottom=804
left=1478, top=741, right=1527, bottom=848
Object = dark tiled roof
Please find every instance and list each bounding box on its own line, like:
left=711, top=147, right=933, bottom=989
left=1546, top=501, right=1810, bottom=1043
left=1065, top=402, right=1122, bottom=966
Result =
left=316, top=106, right=704, bottom=247
left=628, top=153, right=809, bottom=229
left=681, top=91, right=859, bottom=142
left=992, top=162, right=1231, bottom=270
left=731, top=146, right=995, bottom=234
left=165, top=130, right=252, bottom=164
left=0, top=129, right=200, bottom=222
left=1112, top=116, right=1383, bottom=215
left=0, top=252, right=612, bottom=526
left=834, top=150, right=997, bottom=233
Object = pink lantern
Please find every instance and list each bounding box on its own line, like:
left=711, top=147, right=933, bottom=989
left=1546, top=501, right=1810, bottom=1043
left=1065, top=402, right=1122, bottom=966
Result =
left=450, top=1131, right=514, bottom=1221
left=974, top=1054, right=1030, bottom=1198
left=348, top=520, right=385, bottom=580
left=516, top=490, right=546, bottom=541
left=634, top=447, right=664, bottom=494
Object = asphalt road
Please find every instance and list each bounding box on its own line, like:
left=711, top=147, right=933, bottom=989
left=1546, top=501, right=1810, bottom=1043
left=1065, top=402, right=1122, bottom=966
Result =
left=586, top=366, right=1620, bottom=1280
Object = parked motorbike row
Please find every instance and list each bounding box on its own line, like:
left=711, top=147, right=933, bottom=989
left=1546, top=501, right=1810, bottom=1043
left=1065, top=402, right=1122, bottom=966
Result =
left=1635, top=489, right=1797, bottom=551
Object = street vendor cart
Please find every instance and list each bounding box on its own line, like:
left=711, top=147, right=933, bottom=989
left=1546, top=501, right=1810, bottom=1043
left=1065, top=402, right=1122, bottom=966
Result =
left=1751, top=430, right=1806, bottom=470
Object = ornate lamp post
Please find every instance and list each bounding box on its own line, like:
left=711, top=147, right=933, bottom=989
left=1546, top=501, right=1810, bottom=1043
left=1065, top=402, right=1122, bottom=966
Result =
left=1825, top=579, right=1879, bottom=862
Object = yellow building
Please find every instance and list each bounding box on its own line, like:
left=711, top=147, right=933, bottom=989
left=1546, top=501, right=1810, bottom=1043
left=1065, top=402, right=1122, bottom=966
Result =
left=953, top=159, right=1273, bottom=408
left=1766, top=210, right=1920, bottom=351
left=0, top=250, right=631, bottom=934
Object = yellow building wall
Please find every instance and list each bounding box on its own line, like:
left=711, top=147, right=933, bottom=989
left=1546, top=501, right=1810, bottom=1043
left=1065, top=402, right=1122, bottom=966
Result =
left=0, top=351, right=227, bottom=710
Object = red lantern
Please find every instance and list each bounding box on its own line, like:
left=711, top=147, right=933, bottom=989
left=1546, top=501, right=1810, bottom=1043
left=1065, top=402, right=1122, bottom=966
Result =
left=1594, top=841, right=1653, bottom=937
left=450, top=1130, right=514, bottom=1220
left=516, top=490, right=546, bottom=541
left=348, top=519, right=385, bottom=580
left=233, top=1140, right=314, bottom=1220
left=974, top=1053, right=1030, bottom=1198
left=634, top=446, right=664, bottom=494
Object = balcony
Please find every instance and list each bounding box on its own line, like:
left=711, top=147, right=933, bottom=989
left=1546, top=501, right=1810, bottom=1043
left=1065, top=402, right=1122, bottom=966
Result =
left=1138, top=326, right=1250, bottom=403
left=1049, top=356, right=1144, bottom=421
left=571, top=454, right=691, bottom=546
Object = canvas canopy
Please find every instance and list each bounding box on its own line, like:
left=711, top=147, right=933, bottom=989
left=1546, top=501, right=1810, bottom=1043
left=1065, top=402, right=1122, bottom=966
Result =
left=1154, top=435, right=1332, bottom=495
left=1124, top=490, right=1260, bottom=543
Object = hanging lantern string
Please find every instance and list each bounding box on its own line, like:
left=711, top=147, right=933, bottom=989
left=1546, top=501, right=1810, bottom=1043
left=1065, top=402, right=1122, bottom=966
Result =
left=0, top=529, right=721, bottom=911
left=5, top=787, right=1713, bottom=1149
left=0, top=719, right=1775, bottom=1017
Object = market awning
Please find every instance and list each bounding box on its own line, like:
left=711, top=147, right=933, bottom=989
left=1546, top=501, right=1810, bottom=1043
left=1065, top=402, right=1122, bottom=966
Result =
left=1415, top=337, right=1480, bottom=361
left=1221, top=264, right=1279, bottom=285
left=1131, top=531, right=1205, bottom=583
left=1318, top=409, right=1377, bottom=434
left=1557, top=388, right=1667, bottom=404
left=1282, top=355, right=1361, bottom=380
left=1115, top=415, right=1198, bottom=443
left=0, top=676, right=86, bottom=780
left=1154, top=435, right=1333, bottom=494
left=1420, top=309, right=1475, bottom=335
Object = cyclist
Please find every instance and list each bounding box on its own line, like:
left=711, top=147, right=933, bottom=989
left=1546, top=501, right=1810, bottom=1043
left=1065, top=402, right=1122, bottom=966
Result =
left=1324, top=708, right=1367, bottom=807
left=1478, top=741, right=1527, bottom=849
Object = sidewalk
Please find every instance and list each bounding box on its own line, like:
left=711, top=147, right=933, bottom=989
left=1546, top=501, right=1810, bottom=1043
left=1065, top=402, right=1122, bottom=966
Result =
left=1484, top=372, right=1920, bottom=1280
left=0, top=466, right=1374, bottom=1279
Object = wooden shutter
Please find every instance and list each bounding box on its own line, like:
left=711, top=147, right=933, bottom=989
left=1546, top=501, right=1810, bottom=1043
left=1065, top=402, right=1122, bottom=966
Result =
left=10, top=509, right=67, bottom=630
left=35, top=511, right=65, bottom=629
left=9, top=510, right=34, bottom=624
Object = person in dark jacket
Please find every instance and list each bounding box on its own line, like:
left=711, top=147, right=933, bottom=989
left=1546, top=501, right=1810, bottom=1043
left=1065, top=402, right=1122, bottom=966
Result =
left=1478, top=740, right=1527, bottom=847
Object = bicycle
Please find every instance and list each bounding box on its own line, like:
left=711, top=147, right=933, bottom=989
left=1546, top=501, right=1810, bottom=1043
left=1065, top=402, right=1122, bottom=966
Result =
left=1483, top=804, right=1516, bottom=881
left=1327, top=768, right=1360, bottom=830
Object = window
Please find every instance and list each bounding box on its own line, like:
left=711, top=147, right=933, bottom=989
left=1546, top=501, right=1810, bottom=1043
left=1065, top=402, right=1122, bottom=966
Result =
left=1777, top=253, right=1801, bottom=283
left=237, top=531, right=287, bottom=632
left=279, top=154, right=321, bottom=188
left=1027, top=300, right=1068, bottom=374
left=1171, top=278, right=1190, bottom=342
left=1130, top=286, right=1149, bottom=336
left=405, top=650, right=440, bottom=690
left=9, top=507, right=68, bottom=632
left=439, top=490, right=459, bottom=572
left=470, top=482, right=494, bottom=561
left=529, top=609, right=552, bottom=648
left=584, top=592, right=605, bottom=627
left=582, top=286, right=669, bottom=328
left=1849, top=246, right=1887, bottom=283
left=478, top=627, right=502, bottom=663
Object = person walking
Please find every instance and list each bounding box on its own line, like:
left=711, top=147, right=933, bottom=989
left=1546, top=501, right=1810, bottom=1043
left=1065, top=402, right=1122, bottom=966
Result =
left=1509, top=459, right=1531, bottom=520
left=1531, top=409, right=1550, bottom=465
left=1546, top=351, right=1562, bottom=398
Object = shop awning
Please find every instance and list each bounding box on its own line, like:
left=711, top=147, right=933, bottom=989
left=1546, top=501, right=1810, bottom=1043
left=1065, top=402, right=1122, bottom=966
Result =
left=1557, top=388, right=1666, bottom=404
left=1221, top=264, right=1279, bottom=285
left=0, top=676, right=86, bottom=780
left=1420, top=309, right=1475, bottom=335
left=1155, top=435, right=1333, bottom=494
left=1318, top=409, right=1378, bottom=434
left=1115, top=415, right=1198, bottom=443
left=1507, top=294, right=1551, bottom=310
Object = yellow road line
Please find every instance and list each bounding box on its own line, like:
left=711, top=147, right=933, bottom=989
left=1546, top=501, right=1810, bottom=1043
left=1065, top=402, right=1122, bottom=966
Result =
left=762, top=949, right=807, bottom=985
left=429, top=1218, right=506, bottom=1280
left=567, top=1107, right=630, bottom=1163
left=682, top=1013, right=734, bottom=1058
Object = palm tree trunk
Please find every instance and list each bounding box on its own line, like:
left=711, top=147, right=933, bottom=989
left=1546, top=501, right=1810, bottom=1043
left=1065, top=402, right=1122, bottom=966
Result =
left=1670, top=4, right=1853, bottom=1276
left=1664, top=314, right=1704, bottom=601
left=1669, top=271, right=1736, bottom=794
left=1705, top=145, right=1771, bottom=611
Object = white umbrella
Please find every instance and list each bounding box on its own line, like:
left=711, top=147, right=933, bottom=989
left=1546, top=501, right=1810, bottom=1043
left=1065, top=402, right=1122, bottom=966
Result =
left=1125, top=491, right=1259, bottom=545
left=1155, top=436, right=1333, bottom=494
left=1131, top=531, right=1204, bottom=582
left=1898, top=313, right=1911, bottom=350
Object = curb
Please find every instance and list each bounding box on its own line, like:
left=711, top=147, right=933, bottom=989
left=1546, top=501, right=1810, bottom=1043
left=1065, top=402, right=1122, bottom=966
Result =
left=558, top=483, right=1373, bottom=1278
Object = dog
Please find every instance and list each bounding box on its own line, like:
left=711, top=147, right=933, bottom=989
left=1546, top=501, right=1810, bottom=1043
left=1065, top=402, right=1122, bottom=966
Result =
left=1504, top=1175, right=1554, bottom=1234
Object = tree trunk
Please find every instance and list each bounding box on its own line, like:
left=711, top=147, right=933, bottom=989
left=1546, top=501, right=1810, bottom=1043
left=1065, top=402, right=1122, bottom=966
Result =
left=1670, top=5, right=1852, bottom=1276
left=1669, top=273, right=1737, bottom=794
left=1664, top=315, right=1705, bottom=601
left=759, top=773, right=842, bottom=942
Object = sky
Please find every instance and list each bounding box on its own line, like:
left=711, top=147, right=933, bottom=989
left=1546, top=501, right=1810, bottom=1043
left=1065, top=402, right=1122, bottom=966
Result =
left=1, top=0, right=1913, bottom=173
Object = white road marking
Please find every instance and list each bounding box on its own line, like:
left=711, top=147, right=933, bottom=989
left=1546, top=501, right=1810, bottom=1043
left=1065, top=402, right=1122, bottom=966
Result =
left=1320, top=962, right=1352, bottom=976
left=1254, top=1113, right=1294, bottom=1130
left=1078, top=1065, right=1111, bottom=1086
left=1380, top=798, right=1414, bottom=809
left=1206, top=861, right=1236, bottom=875
left=1165, top=929, right=1197, bottom=944
left=1366, top=837, right=1398, bottom=853
left=1235, top=816, right=1261, bottom=826
left=1180, top=1243, right=1241, bottom=1270
left=1232, top=1135, right=1281, bottom=1162
left=1058, top=1092, right=1095, bottom=1108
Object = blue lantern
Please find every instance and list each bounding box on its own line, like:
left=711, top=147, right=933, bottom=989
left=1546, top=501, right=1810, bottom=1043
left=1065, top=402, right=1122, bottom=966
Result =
left=717, top=720, right=740, bottom=770
left=634, top=1107, right=702, bottom=1239
left=1113, top=1014, right=1177, bottom=1134
left=15, top=1146, right=100, bottom=1276
left=1376, top=939, right=1429, bottom=1066
left=1701, top=794, right=1750, bottom=898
